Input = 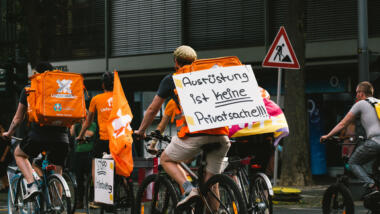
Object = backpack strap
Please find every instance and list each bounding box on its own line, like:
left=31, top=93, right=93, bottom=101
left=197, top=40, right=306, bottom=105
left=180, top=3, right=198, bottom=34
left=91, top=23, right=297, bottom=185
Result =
left=365, top=98, right=378, bottom=107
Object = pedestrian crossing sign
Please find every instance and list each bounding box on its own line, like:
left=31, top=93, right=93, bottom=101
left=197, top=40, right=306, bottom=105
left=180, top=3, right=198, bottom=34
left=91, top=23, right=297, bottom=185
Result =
left=262, top=26, right=300, bottom=69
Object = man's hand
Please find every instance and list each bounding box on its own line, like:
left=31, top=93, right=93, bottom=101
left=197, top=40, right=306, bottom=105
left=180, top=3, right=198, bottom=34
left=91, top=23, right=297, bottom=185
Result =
left=133, top=130, right=146, bottom=141
left=320, top=135, right=328, bottom=143
left=1, top=131, right=12, bottom=141
left=75, top=135, right=85, bottom=142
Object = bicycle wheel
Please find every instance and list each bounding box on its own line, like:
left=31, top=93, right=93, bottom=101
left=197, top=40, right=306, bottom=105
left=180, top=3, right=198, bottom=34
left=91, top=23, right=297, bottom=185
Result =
left=322, top=183, right=354, bottom=214
left=8, top=175, right=27, bottom=214
left=62, top=171, right=77, bottom=214
left=197, top=174, right=247, bottom=214
left=135, top=174, right=179, bottom=214
left=47, top=175, right=72, bottom=214
left=113, top=175, right=135, bottom=214
left=249, top=174, right=273, bottom=214
left=84, top=175, right=104, bottom=214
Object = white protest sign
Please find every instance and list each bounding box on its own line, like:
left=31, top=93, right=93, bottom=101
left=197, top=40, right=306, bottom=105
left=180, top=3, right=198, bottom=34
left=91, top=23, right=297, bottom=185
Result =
left=173, top=65, right=269, bottom=132
left=94, top=158, right=114, bottom=205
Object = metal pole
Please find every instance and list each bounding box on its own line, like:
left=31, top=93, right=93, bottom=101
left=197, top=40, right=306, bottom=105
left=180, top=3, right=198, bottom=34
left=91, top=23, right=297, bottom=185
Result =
left=105, top=0, right=109, bottom=72
left=273, top=68, right=282, bottom=186
left=358, top=0, right=369, bottom=82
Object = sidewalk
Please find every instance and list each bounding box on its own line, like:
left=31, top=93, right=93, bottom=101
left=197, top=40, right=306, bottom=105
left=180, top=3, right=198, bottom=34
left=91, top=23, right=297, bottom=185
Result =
left=273, top=175, right=335, bottom=208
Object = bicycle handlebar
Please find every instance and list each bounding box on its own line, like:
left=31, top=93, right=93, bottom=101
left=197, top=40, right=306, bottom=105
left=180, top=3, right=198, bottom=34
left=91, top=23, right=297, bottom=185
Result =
left=144, top=130, right=171, bottom=143
left=11, top=136, right=23, bottom=141
left=322, top=135, right=364, bottom=145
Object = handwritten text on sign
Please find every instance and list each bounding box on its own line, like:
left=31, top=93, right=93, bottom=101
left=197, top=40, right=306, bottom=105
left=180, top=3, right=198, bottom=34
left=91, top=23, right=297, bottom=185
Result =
left=173, top=65, right=269, bottom=132
left=94, top=158, right=114, bottom=205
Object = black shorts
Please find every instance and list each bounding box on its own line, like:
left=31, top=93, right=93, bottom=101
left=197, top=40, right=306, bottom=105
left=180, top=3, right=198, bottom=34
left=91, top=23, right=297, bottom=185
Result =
left=92, top=139, right=109, bottom=158
left=19, top=135, right=69, bottom=166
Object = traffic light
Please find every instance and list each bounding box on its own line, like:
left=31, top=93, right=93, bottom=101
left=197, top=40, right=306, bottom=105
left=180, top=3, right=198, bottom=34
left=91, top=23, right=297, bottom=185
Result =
left=0, top=68, right=10, bottom=93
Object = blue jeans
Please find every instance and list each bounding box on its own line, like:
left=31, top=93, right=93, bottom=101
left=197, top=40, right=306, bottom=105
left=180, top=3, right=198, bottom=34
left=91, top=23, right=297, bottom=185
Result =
left=348, top=138, right=380, bottom=187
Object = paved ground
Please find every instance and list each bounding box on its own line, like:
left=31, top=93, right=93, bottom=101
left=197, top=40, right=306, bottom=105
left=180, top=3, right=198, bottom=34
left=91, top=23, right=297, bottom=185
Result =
left=0, top=175, right=369, bottom=213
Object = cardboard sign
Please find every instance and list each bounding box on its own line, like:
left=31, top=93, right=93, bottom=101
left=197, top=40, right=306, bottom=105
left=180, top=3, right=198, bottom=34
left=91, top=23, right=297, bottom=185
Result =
left=173, top=65, right=269, bottom=132
left=94, top=158, right=114, bottom=205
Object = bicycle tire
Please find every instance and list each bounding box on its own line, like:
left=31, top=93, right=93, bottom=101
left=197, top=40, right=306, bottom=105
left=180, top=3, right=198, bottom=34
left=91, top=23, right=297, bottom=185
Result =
left=113, top=175, right=135, bottom=214
left=135, top=174, right=179, bottom=214
left=47, top=175, right=72, bottom=214
left=84, top=175, right=104, bottom=214
left=8, top=175, right=27, bottom=214
left=322, top=183, right=354, bottom=214
left=196, top=174, right=247, bottom=214
left=249, top=174, right=273, bottom=214
left=62, top=171, right=77, bottom=214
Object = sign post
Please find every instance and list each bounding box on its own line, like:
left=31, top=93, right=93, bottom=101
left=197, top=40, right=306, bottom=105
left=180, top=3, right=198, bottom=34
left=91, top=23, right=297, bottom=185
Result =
left=262, top=26, right=300, bottom=186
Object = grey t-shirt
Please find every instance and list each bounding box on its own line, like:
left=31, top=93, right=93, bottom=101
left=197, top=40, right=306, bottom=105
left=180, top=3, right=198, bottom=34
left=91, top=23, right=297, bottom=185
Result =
left=349, top=99, right=380, bottom=139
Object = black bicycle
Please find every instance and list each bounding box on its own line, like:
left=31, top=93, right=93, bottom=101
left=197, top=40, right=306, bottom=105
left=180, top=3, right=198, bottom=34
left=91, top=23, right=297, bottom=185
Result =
left=135, top=132, right=247, bottom=214
left=223, top=155, right=273, bottom=214
left=322, top=136, right=380, bottom=214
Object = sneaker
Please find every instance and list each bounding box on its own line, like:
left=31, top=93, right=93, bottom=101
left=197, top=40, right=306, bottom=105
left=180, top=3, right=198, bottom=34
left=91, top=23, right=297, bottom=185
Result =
left=176, top=188, right=200, bottom=208
left=24, top=182, right=40, bottom=202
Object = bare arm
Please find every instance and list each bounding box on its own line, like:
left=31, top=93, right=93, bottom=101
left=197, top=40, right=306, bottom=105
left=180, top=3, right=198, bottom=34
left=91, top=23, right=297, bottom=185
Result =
left=156, top=114, right=171, bottom=133
left=0, top=146, right=10, bottom=162
left=76, top=112, right=95, bottom=140
left=136, top=95, right=166, bottom=136
left=320, top=112, right=356, bottom=141
left=2, top=103, right=27, bottom=139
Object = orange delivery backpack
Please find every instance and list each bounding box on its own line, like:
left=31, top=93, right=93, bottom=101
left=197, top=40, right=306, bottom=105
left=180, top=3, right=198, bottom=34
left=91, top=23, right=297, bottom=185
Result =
left=25, top=70, right=86, bottom=127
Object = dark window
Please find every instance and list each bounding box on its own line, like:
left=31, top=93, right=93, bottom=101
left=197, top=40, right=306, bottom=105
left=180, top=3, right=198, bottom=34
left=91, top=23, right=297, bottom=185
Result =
left=47, top=0, right=105, bottom=60
left=305, top=0, right=357, bottom=42
left=185, top=0, right=265, bottom=50
left=111, top=0, right=181, bottom=57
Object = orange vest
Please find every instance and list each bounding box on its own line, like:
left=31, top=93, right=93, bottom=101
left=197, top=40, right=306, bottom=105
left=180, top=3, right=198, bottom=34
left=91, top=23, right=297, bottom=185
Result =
left=173, top=56, right=242, bottom=138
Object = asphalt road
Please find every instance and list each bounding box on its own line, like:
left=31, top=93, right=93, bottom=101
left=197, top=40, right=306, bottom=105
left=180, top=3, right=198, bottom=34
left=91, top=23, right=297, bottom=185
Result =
left=0, top=191, right=369, bottom=214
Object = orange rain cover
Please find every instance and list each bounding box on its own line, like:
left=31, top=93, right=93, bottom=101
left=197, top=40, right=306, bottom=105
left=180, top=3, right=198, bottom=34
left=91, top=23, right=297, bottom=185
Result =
left=26, top=70, right=86, bottom=127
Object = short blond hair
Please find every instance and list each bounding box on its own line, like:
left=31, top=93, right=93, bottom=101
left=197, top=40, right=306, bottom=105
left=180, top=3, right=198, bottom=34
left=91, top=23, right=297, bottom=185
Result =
left=173, top=45, right=197, bottom=67
left=357, top=81, right=374, bottom=97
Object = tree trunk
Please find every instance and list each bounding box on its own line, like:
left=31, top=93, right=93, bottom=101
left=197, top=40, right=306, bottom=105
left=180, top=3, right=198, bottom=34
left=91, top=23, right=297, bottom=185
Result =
left=279, top=0, right=313, bottom=186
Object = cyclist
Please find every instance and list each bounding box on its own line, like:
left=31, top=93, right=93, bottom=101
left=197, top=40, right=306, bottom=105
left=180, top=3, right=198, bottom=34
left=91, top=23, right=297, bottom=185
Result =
left=321, top=81, right=380, bottom=197
left=76, top=71, right=113, bottom=180
left=70, top=114, right=97, bottom=209
left=1, top=62, right=70, bottom=201
left=135, top=45, right=231, bottom=209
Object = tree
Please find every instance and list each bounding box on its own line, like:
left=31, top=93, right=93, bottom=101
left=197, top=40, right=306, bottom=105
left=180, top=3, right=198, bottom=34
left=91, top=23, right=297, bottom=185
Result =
left=279, top=0, right=313, bottom=186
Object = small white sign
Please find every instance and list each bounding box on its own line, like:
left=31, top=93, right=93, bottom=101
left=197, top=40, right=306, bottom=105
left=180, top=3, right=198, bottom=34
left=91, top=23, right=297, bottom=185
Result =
left=94, top=158, right=114, bottom=205
left=173, top=65, right=269, bottom=132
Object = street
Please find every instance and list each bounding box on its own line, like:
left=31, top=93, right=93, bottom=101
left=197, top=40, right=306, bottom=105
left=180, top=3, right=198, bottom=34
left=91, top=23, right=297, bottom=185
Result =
left=0, top=191, right=369, bottom=214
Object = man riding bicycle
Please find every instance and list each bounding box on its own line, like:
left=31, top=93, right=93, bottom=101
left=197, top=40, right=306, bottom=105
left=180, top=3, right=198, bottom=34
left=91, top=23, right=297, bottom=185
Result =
left=1, top=62, right=69, bottom=201
left=76, top=72, right=114, bottom=180
left=321, top=81, right=380, bottom=197
left=135, top=45, right=231, bottom=209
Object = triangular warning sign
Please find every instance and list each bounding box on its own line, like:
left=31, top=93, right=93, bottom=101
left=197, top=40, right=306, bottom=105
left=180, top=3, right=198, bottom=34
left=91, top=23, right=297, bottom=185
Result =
left=262, top=26, right=300, bottom=69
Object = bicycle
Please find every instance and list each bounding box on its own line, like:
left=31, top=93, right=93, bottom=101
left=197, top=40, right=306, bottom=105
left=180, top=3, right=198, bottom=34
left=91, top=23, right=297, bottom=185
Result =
left=84, top=153, right=135, bottom=214
left=321, top=136, right=380, bottom=214
left=33, top=151, right=78, bottom=214
left=135, top=132, right=247, bottom=214
left=8, top=137, right=72, bottom=214
left=135, top=132, right=179, bottom=214
left=223, top=153, right=273, bottom=214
